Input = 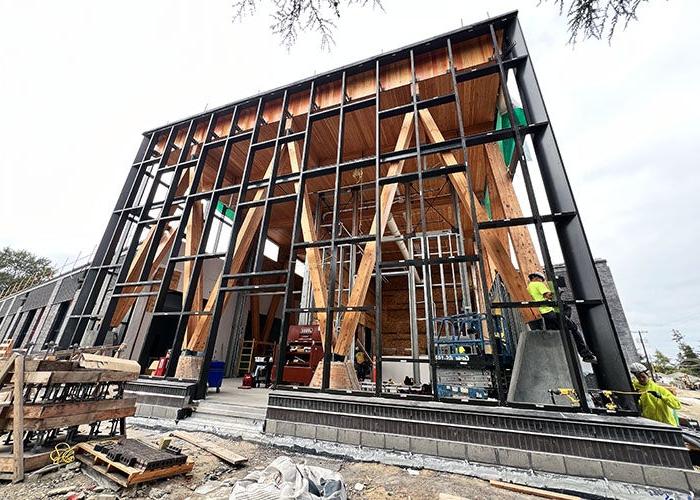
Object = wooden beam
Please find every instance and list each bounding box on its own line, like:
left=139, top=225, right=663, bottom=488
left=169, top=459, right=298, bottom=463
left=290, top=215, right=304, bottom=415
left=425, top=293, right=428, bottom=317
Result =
left=288, top=140, right=329, bottom=345
left=333, top=112, right=415, bottom=357
left=484, top=149, right=511, bottom=258
left=170, top=431, right=247, bottom=466
left=418, top=109, right=538, bottom=322
left=0, top=355, right=15, bottom=385
left=262, top=294, right=282, bottom=343
left=484, top=142, right=541, bottom=278
left=12, top=354, right=23, bottom=483
left=109, top=170, right=196, bottom=327
left=186, top=155, right=278, bottom=352
left=110, top=225, right=178, bottom=327
left=183, top=200, right=204, bottom=344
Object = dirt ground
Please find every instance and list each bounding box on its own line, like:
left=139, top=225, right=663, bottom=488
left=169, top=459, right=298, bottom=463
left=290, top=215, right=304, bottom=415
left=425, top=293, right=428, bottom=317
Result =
left=677, top=389, right=700, bottom=421
left=1, top=426, right=539, bottom=500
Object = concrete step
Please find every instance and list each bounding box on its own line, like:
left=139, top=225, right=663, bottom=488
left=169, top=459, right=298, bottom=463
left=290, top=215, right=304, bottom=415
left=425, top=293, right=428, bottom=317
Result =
left=194, top=401, right=267, bottom=422
left=187, top=411, right=264, bottom=432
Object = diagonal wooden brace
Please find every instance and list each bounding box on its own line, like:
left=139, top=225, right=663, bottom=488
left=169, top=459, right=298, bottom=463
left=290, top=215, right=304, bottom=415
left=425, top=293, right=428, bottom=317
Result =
left=333, top=112, right=415, bottom=357
left=418, top=108, right=538, bottom=322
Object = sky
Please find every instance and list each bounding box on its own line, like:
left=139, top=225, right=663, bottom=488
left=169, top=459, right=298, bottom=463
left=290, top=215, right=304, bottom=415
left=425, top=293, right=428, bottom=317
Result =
left=0, top=0, right=698, bottom=358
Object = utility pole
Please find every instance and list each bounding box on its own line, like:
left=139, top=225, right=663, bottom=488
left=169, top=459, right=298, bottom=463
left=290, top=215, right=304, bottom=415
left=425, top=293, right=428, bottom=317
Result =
left=636, top=330, right=655, bottom=381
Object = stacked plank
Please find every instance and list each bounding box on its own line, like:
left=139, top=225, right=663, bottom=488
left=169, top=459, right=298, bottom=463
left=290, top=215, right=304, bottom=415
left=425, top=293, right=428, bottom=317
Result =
left=0, top=352, right=138, bottom=482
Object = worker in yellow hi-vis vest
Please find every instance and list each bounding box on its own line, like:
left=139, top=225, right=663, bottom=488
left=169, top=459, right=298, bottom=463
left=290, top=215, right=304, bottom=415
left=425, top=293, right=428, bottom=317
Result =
left=526, top=272, right=558, bottom=329
left=629, top=362, right=681, bottom=427
left=526, top=272, right=597, bottom=364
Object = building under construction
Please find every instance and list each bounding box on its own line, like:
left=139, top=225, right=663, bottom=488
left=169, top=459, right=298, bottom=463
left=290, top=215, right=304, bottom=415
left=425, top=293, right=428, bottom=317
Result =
left=0, top=11, right=695, bottom=490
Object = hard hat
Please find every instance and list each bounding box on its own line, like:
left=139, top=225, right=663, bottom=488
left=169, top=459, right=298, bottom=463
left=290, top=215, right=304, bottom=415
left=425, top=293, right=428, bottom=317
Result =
left=629, top=362, right=648, bottom=374
left=528, top=271, right=545, bottom=280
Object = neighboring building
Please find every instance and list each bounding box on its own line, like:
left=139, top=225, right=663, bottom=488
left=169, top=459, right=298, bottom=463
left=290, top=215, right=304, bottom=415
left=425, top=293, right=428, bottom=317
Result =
left=0, top=265, right=87, bottom=351
left=554, top=259, right=640, bottom=365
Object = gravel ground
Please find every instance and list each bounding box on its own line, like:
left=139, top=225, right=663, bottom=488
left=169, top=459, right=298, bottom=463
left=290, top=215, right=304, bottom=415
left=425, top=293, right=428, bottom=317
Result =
left=1, top=426, right=539, bottom=500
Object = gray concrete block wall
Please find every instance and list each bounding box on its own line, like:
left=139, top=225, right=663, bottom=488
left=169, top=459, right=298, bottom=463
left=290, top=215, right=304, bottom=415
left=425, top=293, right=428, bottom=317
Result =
left=33, top=302, right=60, bottom=349
left=265, top=419, right=696, bottom=494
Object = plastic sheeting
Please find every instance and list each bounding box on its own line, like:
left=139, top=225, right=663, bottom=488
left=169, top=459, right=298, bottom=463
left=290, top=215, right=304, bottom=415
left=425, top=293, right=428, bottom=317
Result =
left=230, top=456, right=347, bottom=500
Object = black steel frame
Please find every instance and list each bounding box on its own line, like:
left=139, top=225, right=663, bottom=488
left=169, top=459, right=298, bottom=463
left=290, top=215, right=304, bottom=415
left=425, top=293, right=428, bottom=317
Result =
left=58, top=11, right=634, bottom=410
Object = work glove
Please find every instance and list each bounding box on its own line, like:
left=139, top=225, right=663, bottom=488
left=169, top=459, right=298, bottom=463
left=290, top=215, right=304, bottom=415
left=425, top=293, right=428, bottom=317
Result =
left=647, top=390, right=662, bottom=399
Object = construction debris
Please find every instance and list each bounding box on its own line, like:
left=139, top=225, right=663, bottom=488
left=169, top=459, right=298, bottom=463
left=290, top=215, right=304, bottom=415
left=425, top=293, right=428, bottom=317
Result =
left=170, top=430, right=247, bottom=466
left=230, top=456, right=346, bottom=500
left=74, top=439, right=193, bottom=487
left=489, top=480, right=580, bottom=500
left=0, top=348, right=137, bottom=482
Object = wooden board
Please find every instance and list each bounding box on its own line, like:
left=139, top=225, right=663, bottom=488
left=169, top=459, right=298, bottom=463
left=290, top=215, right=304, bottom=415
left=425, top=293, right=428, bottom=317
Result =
left=12, top=355, right=23, bottom=482
left=78, top=353, right=140, bottom=374
left=14, top=369, right=138, bottom=385
left=0, top=404, right=135, bottom=432
left=170, top=431, right=247, bottom=466
left=0, top=448, right=52, bottom=474
left=74, top=442, right=194, bottom=487
left=489, top=480, right=580, bottom=500
left=2, top=397, right=136, bottom=420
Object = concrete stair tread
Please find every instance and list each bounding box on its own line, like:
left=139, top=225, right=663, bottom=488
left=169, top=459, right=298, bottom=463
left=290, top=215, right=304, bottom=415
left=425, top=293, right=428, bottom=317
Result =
left=194, top=403, right=267, bottom=420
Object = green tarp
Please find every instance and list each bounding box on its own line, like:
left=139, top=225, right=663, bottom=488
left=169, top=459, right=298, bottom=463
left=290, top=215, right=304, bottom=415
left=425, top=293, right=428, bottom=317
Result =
left=216, top=200, right=235, bottom=220
left=495, top=107, right=527, bottom=167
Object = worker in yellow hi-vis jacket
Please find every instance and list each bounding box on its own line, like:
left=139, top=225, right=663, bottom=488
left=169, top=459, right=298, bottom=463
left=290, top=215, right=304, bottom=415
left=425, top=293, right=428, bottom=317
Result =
left=629, top=362, right=681, bottom=427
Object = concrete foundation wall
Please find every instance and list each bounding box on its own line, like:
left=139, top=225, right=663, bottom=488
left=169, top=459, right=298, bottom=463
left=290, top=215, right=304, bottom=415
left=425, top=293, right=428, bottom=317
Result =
left=265, top=418, right=698, bottom=494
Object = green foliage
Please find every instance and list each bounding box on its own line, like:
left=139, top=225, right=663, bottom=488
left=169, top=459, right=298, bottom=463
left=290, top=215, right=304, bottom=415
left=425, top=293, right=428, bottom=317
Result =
left=0, top=247, right=54, bottom=294
left=672, top=329, right=700, bottom=377
left=652, top=349, right=674, bottom=374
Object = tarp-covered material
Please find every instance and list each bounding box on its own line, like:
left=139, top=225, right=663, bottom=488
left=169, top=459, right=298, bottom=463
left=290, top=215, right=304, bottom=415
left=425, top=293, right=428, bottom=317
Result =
left=230, top=456, right=346, bottom=500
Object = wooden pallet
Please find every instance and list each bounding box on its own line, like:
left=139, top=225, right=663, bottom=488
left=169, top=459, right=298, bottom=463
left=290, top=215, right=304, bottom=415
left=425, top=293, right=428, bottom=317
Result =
left=74, top=441, right=194, bottom=487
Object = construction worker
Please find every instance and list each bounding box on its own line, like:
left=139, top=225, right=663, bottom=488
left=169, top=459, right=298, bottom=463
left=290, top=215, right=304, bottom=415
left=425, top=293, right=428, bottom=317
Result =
left=629, top=362, right=681, bottom=427
left=527, top=272, right=597, bottom=363
left=563, top=304, right=597, bottom=364
left=526, top=272, right=558, bottom=329
left=354, top=349, right=371, bottom=380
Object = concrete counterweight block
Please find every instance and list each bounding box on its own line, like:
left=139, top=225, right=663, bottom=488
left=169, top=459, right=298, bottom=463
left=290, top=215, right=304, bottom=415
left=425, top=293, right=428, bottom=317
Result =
left=507, top=329, right=577, bottom=406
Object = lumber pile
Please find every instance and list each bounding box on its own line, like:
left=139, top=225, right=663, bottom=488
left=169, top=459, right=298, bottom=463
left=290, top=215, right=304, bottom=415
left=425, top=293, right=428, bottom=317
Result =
left=74, top=439, right=193, bottom=487
left=0, top=349, right=138, bottom=482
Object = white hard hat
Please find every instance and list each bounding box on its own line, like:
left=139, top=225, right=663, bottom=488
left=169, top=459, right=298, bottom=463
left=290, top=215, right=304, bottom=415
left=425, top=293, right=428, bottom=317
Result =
left=528, top=271, right=545, bottom=280
left=629, top=362, right=648, bottom=374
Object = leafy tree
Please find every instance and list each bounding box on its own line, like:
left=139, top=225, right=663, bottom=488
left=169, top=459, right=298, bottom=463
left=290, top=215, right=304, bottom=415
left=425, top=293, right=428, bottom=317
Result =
left=652, top=349, right=674, bottom=374
left=545, top=0, right=653, bottom=43
left=0, top=247, right=54, bottom=295
left=672, top=329, right=700, bottom=377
